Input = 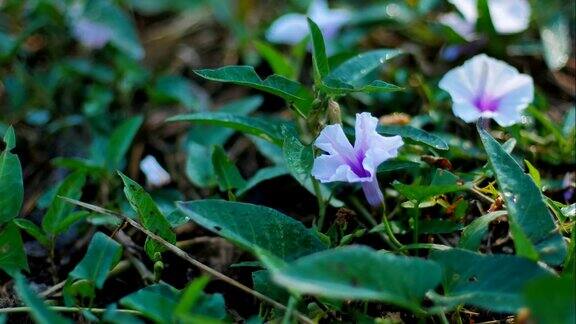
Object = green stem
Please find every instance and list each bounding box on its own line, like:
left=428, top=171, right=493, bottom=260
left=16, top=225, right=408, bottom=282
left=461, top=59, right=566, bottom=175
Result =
left=413, top=203, right=421, bottom=245
left=281, top=296, right=298, bottom=324
left=381, top=207, right=403, bottom=250
left=312, top=178, right=327, bottom=230
left=0, top=306, right=141, bottom=315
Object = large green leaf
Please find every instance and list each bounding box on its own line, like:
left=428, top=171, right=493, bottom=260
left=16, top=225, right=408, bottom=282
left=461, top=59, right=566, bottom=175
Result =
left=378, top=125, right=449, bottom=150
left=194, top=66, right=313, bottom=116
left=236, top=165, right=289, bottom=197
left=211, top=145, right=246, bottom=191
left=119, top=172, right=176, bottom=261
left=176, top=200, right=326, bottom=261
left=478, top=126, right=567, bottom=265
left=0, top=126, right=23, bottom=224
left=168, top=112, right=284, bottom=145
left=69, top=232, right=123, bottom=289
left=307, top=18, right=329, bottom=79
left=105, top=115, right=143, bottom=171
left=523, top=275, right=575, bottom=324
left=273, top=246, right=442, bottom=313
left=42, top=172, right=86, bottom=234
left=430, top=248, right=554, bottom=313
left=322, top=49, right=403, bottom=94
left=14, top=274, right=72, bottom=324
left=0, top=221, right=29, bottom=276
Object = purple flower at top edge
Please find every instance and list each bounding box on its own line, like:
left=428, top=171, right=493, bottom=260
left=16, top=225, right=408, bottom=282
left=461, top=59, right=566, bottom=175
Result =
left=439, top=54, right=534, bottom=127
left=311, top=112, right=403, bottom=207
left=72, top=18, right=113, bottom=50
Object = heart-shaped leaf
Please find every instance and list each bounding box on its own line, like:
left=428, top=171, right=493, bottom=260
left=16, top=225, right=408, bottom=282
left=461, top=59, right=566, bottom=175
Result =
left=176, top=200, right=326, bottom=261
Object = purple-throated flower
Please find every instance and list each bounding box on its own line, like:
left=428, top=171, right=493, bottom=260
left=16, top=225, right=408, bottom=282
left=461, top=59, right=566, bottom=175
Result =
left=311, top=112, right=403, bottom=207
left=72, top=18, right=113, bottom=49
left=266, top=0, right=350, bottom=46
left=439, top=54, right=534, bottom=127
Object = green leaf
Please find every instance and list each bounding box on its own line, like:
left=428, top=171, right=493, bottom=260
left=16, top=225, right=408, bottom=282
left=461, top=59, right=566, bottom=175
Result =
left=377, top=160, right=420, bottom=174
left=14, top=274, right=72, bottom=324
left=120, top=284, right=180, bottom=323
left=69, top=232, right=122, bottom=289
left=307, top=18, right=329, bottom=79
left=418, top=220, right=463, bottom=234
left=378, top=125, right=449, bottom=150
left=393, top=181, right=466, bottom=202
left=523, top=275, right=575, bottom=324
left=254, top=41, right=294, bottom=79
left=175, top=276, right=210, bottom=317
left=0, top=221, right=29, bottom=275
left=194, top=66, right=313, bottom=116
left=211, top=145, right=246, bottom=191
left=106, top=116, right=143, bottom=171
left=13, top=218, right=50, bottom=247
left=150, top=75, right=198, bottom=110
left=176, top=200, right=326, bottom=261
left=119, top=172, right=176, bottom=261
left=168, top=112, right=284, bottom=145
left=478, top=126, right=567, bottom=265
left=458, top=211, right=507, bottom=251
left=236, top=165, right=289, bottom=197
left=524, top=160, right=542, bottom=189
left=42, top=172, right=86, bottom=234
left=186, top=142, right=217, bottom=188
left=539, top=13, right=571, bottom=71
left=0, top=126, right=23, bottom=224
left=273, top=246, right=442, bottom=313
left=430, top=248, right=554, bottom=313
left=252, top=270, right=289, bottom=304
left=322, top=49, right=403, bottom=94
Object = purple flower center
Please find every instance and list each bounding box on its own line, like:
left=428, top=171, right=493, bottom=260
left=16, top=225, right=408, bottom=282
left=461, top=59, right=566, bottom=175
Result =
left=347, top=151, right=370, bottom=178
left=473, top=95, right=500, bottom=112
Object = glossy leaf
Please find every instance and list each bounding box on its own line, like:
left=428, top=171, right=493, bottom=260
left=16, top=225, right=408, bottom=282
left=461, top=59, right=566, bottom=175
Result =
left=194, top=66, right=313, bottom=116
left=378, top=125, right=449, bottom=150
left=69, top=232, right=123, bottom=289
left=119, top=172, right=176, bottom=261
left=211, top=145, right=246, bottom=191
left=176, top=200, right=326, bottom=261
left=168, top=112, right=284, bottom=145
left=14, top=274, right=72, bottom=324
left=105, top=115, right=143, bottom=171
left=0, top=221, right=29, bottom=276
left=430, top=248, right=554, bottom=313
left=322, top=49, right=403, bottom=94
left=42, top=172, right=86, bottom=234
left=478, top=126, right=567, bottom=265
left=393, top=181, right=466, bottom=202
left=273, top=246, right=442, bottom=312
left=0, top=126, right=23, bottom=224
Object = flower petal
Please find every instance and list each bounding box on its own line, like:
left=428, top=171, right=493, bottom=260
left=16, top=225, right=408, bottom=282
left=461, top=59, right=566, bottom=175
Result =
left=362, top=135, right=403, bottom=177
left=266, top=13, right=308, bottom=44
left=452, top=101, right=484, bottom=123
left=439, top=12, right=476, bottom=40
left=311, top=155, right=365, bottom=183
left=488, top=0, right=531, bottom=34
left=309, top=0, right=350, bottom=40
left=492, top=75, right=533, bottom=127
left=448, top=0, right=478, bottom=23
left=314, top=124, right=355, bottom=158
left=353, top=112, right=379, bottom=155
left=361, top=179, right=384, bottom=207
left=72, top=18, right=112, bottom=49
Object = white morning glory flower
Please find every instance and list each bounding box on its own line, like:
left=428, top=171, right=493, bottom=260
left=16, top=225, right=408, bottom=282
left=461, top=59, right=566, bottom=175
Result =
left=311, top=112, right=403, bottom=207
left=439, top=54, right=534, bottom=127
left=440, top=0, right=531, bottom=39
left=140, top=155, right=171, bottom=187
left=266, top=0, right=351, bottom=45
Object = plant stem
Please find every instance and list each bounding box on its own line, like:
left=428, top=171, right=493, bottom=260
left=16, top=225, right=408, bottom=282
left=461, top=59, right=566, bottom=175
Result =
left=0, top=306, right=141, bottom=315
left=282, top=296, right=298, bottom=324
left=312, top=178, right=327, bottom=230
left=413, top=203, right=421, bottom=245
left=61, top=197, right=314, bottom=324
left=381, top=206, right=403, bottom=250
